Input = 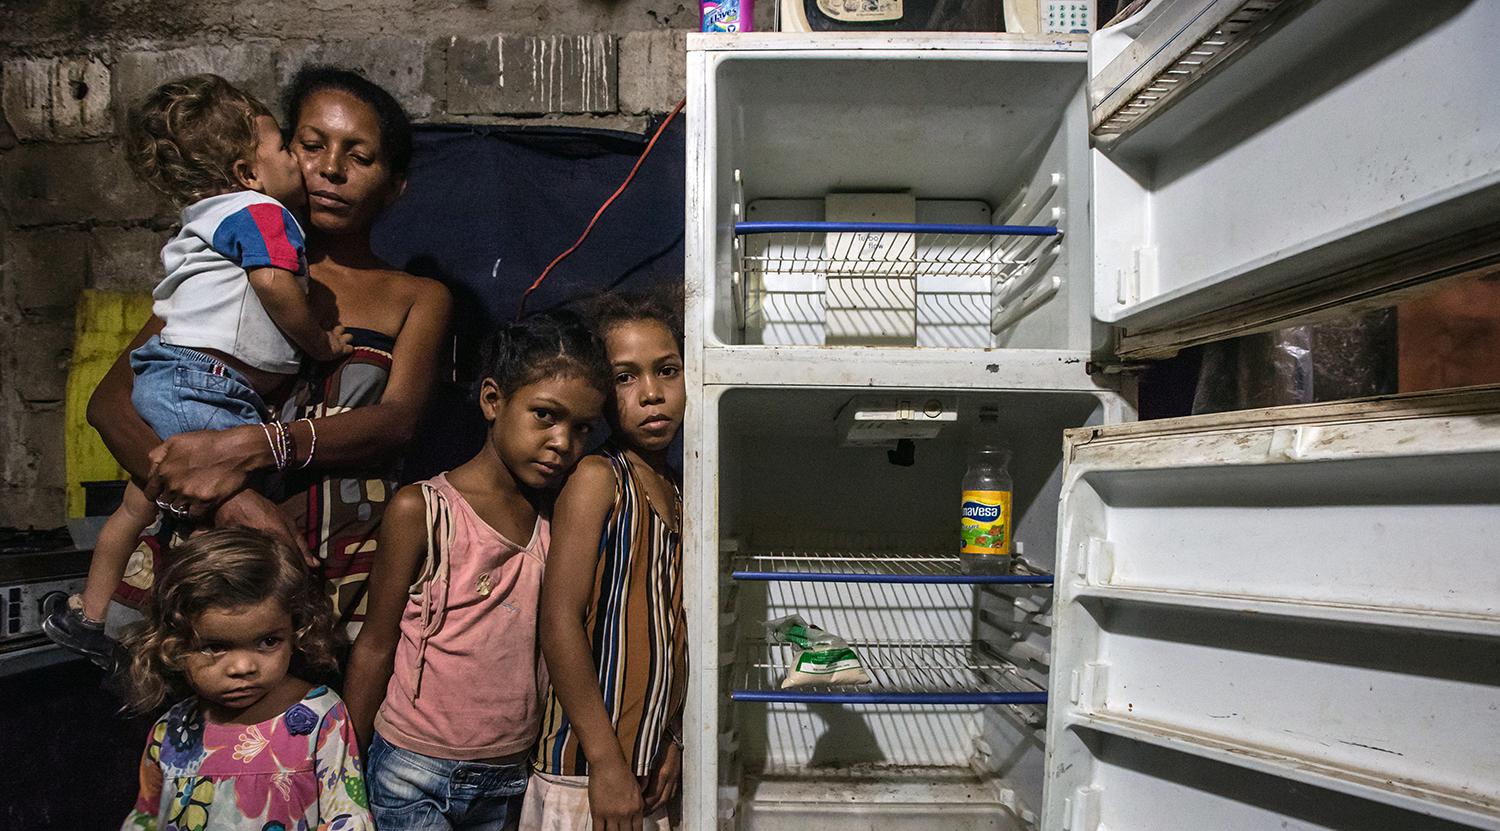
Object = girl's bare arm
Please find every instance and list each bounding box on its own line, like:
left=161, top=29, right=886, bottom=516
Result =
left=342, top=483, right=428, bottom=752
left=540, top=457, right=646, bottom=827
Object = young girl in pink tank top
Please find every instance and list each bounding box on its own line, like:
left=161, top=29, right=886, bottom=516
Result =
left=343, top=311, right=610, bottom=830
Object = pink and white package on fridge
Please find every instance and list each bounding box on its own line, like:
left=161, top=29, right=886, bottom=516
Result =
left=767, top=615, right=872, bottom=688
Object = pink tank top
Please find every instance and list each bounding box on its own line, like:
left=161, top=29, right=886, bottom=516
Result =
left=374, top=473, right=550, bottom=760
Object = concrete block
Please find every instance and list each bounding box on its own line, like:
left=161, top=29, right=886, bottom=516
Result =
left=18, top=406, right=67, bottom=489
left=618, top=30, right=686, bottom=115
left=278, top=37, right=443, bottom=120
left=448, top=34, right=617, bottom=116
left=2, top=56, right=112, bottom=141
left=4, top=228, right=88, bottom=311
left=0, top=142, right=170, bottom=226
left=51, top=56, right=112, bottom=139
left=0, top=486, right=66, bottom=529
left=2, top=58, right=51, bottom=141
left=88, top=226, right=167, bottom=293
left=113, top=44, right=280, bottom=123
left=13, top=317, right=73, bottom=402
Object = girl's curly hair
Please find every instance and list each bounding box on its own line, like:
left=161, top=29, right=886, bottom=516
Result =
left=124, top=73, right=273, bottom=206
left=586, top=283, right=685, bottom=353
left=120, top=527, right=338, bottom=714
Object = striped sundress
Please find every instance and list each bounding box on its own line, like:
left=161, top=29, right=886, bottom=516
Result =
left=534, top=442, right=686, bottom=777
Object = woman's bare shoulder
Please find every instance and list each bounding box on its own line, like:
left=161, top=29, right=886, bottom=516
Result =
left=371, top=269, right=450, bottom=305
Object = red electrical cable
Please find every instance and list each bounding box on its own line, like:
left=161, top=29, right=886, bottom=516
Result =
left=516, top=97, right=687, bottom=319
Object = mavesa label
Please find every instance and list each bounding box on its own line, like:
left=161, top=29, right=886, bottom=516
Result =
left=961, top=489, right=1012, bottom=555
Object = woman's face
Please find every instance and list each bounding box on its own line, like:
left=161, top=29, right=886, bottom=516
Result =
left=291, top=88, right=403, bottom=236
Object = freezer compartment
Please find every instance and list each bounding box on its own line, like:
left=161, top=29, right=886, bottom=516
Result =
left=711, top=387, right=1110, bottom=827
left=1092, top=0, right=1500, bottom=336
left=696, top=41, right=1094, bottom=351
left=1047, top=398, right=1500, bottom=830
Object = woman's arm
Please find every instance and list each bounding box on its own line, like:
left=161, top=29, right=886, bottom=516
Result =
left=87, top=316, right=165, bottom=484
left=342, top=484, right=427, bottom=753
left=88, top=316, right=309, bottom=556
left=539, top=457, right=646, bottom=830
left=147, top=279, right=452, bottom=516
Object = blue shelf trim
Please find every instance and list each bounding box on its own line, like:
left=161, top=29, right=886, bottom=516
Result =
left=735, top=221, right=1060, bottom=237
left=731, top=571, right=1054, bottom=585
left=730, top=690, right=1049, bottom=706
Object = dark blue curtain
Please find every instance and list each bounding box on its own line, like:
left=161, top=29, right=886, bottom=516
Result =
left=371, top=118, right=685, bottom=479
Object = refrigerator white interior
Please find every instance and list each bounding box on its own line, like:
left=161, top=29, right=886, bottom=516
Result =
left=1092, top=0, right=1500, bottom=330
left=712, top=387, right=1111, bottom=829
left=1046, top=405, right=1500, bottom=830
left=700, top=43, right=1094, bottom=351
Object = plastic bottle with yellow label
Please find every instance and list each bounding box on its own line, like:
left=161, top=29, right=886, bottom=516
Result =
left=960, top=407, right=1014, bottom=574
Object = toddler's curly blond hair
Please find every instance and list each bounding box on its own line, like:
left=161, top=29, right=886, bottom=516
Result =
left=125, top=73, right=274, bottom=206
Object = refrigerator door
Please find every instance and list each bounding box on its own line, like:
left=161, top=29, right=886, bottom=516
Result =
left=1090, top=0, right=1500, bottom=358
left=1044, top=386, right=1500, bottom=830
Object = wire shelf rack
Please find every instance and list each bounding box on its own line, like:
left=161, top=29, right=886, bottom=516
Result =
left=730, top=639, right=1048, bottom=706
left=732, top=220, right=1063, bottom=341
left=737, top=221, right=1059, bottom=279
left=732, top=551, right=1054, bottom=585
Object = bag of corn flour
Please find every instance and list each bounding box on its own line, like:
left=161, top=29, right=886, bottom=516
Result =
left=767, top=615, right=872, bottom=688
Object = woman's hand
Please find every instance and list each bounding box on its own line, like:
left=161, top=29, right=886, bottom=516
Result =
left=212, top=491, right=315, bottom=566
left=641, top=741, right=681, bottom=815
left=589, top=758, right=646, bottom=831
left=144, top=426, right=264, bottom=518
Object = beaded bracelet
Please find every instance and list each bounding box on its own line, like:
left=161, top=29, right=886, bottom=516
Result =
left=260, top=423, right=285, bottom=471
left=296, top=418, right=317, bottom=469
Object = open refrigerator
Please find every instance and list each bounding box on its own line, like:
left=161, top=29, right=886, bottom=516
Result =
left=681, top=1, right=1500, bottom=828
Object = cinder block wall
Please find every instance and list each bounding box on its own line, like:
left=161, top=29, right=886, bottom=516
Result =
left=0, top=3, right=718, bottom=528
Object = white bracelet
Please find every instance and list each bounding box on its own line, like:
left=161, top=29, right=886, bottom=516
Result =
left=261, top=423, right=284, bottom=470
left=297, top=418, right=317, bottom=469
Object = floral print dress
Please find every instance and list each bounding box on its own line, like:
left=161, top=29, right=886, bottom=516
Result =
left=122, top=686, right=372, bottom=831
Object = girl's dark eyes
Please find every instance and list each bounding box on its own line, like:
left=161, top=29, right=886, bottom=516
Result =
left=615, top=372, right=634, bottom=385
left=259, top=636, right=283, bottom=650
left=659, top=365, right=681, bottom=378
left=199, top=643, right=227, bottom=655
left=533, top=409, right=557, bottom=424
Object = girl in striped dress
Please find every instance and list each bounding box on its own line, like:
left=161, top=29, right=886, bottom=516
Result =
left=526, top=293, right=687, bottom=830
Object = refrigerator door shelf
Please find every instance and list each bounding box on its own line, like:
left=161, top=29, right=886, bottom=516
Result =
left=1044, top=385, right=1500, bottom=830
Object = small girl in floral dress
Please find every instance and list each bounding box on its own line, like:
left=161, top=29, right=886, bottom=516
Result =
left=120, top=528, right=371, bottom=831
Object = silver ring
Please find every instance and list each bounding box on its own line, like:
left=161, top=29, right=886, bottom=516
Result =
left=154, top=498, right=173, bottom=512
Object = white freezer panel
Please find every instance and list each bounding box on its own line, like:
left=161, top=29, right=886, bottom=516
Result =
left=1093, top=0, right=1500, bottom=328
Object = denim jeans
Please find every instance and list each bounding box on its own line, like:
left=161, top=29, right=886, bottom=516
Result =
left=366, top=732, right=530, bottom=831
left=129, top=336, right=268, bottom=439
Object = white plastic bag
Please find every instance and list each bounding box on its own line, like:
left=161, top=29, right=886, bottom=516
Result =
left=766, top=615, right=872, bottom=688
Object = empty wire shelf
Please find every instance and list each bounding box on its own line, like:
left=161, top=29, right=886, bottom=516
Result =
left=732, top=220, right=1064, bottom=341
left=730, top=639, right=1048, bottom=706
left=732, top=551, right=1054, bottom=585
